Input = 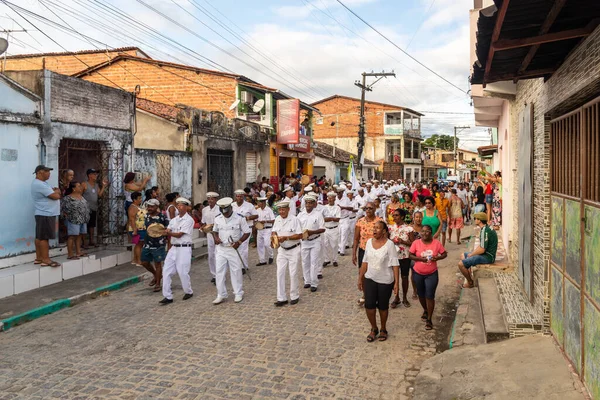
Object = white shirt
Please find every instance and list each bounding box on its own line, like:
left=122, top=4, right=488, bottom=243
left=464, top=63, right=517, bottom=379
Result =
left=363, top=239, right=399, bottom=284
left=373, top=185, right=386, bottom=198
left=256, top=206, right=275, bottom=228
left=213, top=213, right=251, bottom=247
left=201, top=204, right=221, bottom=225
left=322, top=204, right=341, bottom=228
left=168, top=213, right=194, bottom=245
left=297, top=208, right=325, bottom=245
left=286, top=194, right=298, bottom=216
left=272, top=214, right=302, bottom=248
left=335, top=195, right=350, bottom=218
left=346, top=198, right=358, bottom=219
left=355, top=194, right=367, bottom=218
left=457, top=189, right=468, bottom=206
left=232, top=201, right=258, bottom=222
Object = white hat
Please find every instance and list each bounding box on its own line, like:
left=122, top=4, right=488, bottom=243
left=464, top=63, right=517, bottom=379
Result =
left=304, top=185, right=313, bottom=192
left=373, top=179, right=380, bottom=183
left=276, top=199, right=290, bottom=208
left=333, top=184, right=338, bottom=189
left=366, top=182, right=373, bottom=187
left=283, top=186, right=294, bottom=193
left=257, top=196, right=267, bottom=201
left=176, top=197, right=191, bottom=205
left=358, top=187, right=364, bottom=191
left=327, top=191, right=337, bottom=197
left=336, top=186, right=346, bottom=192
left=346, top=190, right=355, bottom=196
left=206, top=192, right=219, bottom=198
left=234, top=189, right=245, bottom=195
left=146, top=199, right=160, bottom=206
left=216, top=197, right=234, bottom=208
left=304, top=194, right=317, bottom=202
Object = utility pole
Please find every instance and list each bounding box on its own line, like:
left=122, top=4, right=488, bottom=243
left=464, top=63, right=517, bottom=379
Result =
left=355, top=71, right=395, bottom=176
left=0, top=29, right=27, bottom=72
left=453, top=126, right=470, bottom=177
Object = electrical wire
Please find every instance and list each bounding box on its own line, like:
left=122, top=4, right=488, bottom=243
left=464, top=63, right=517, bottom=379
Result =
left=405, top=0, right=436, bottom=50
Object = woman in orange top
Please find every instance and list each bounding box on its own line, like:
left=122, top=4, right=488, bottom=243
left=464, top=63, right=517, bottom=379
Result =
left=385, top=194, right=401, bottom=225
left=353, top=202, right=382, bottom=304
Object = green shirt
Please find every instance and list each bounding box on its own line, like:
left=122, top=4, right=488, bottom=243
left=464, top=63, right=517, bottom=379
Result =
left=480, top=224, right=498, bottom=263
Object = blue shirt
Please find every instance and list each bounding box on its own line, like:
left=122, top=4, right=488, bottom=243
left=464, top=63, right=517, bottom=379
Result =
left=31, top=179, right=60, bottom=216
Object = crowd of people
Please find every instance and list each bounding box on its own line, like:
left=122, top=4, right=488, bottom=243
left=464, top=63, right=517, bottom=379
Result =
left=31, top=165, right=501, bottom=341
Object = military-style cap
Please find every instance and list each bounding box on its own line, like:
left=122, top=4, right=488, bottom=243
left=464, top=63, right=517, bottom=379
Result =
left=216, top=197, right=233, bottom=208
left=146, top=199, right=160, bottom=206
left=176, top=197, right=191, bottom=205
left=283, top=186, right=293, bottom=193
left=366, top=182, right=373, bottom=186
left=304, top=185, right=313, bottom=192
left=336, top=186, right=346, bottom=192
left=206, top=192, right=219, bottom=198
left=327, top=191, right=337, bottom=197
left=234, top=189, right=245, bottom=195
left=276, top=199, right=290, bottom=208
left=257, top=196, right=267, bottom=202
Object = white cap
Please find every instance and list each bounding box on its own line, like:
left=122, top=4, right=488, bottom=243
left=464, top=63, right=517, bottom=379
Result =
left=276, top=199, right=291, bottom=208
left=304, top=194, right=317, bottom=202
left=176, top=197, right=191, bottom=205
left=304, top=185, right=313, bottom=192
left=283, top=186, right=293, bottom=193
left=358, top=187, right=364, bottom=192
left=257, top=196, right=267, bottom=201
left=333, top=184, right=338, bottom=189
left=206, top=192, right=219, bottom=198
left=336, top=186, right=346, bottom=192
left=234, top=189, right=245, bottom=195
left=216, top=197, right=234, bottom=207
left=146, top=199, right=160, bottom=206
left=366, top=182, right=372, bottom=187
left=346, top=190, right=355, bottom=196
left=327, top=191, right=337, bottom=197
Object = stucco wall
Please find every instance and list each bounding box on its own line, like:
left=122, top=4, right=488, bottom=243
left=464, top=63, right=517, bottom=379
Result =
left=135, top=110, right=185, bottom=151
left=134, top=149, right=192, bottom=199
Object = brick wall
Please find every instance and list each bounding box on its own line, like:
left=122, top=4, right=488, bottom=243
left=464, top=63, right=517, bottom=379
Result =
left=80, top=58, right=237, bottom=117
left=50, top=72, right=133, bottom=131
left=4, top=48, right=143, bottom=76
left=312, top=96, right=404, bottom=140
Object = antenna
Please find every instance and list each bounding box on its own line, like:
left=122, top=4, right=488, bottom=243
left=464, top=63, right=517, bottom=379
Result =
left=0, top=38, right=8, bottom=55
left=228, top=99, right=240, bottom=111
left=252, top=99, right=265, bottom=113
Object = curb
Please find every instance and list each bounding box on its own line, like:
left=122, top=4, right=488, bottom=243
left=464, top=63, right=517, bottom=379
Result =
left=0, top=273, right=147, bottom=332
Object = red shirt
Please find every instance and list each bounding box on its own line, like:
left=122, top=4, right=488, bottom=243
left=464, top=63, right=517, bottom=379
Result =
left=485, top=183, right=493, bottom=195
left=410, top=239, right=446, bottom=275
left=412, top=188, right=431, bottom=202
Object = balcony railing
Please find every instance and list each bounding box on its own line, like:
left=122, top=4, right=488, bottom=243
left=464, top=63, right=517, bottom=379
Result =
left=383, top=124, right=421, bottom=138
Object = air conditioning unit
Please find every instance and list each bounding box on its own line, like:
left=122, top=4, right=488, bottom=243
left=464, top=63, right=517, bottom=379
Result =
left=240, top=91, right=253, bottom=105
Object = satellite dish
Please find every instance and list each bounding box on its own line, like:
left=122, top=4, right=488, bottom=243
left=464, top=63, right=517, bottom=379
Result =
left=228, top=99, right=240, bottom=111
left=252, top=99, right=265, bottom=113
left=0, top=38, right=8, bottom=56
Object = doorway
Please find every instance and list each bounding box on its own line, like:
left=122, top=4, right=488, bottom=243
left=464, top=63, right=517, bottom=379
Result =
left=207, top=149, right=233, bottom=198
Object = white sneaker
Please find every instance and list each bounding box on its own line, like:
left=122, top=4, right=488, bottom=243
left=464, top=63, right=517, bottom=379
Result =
left=212, top=296, right=226, bottom=305
left=234, top=295, right=243, bottom=303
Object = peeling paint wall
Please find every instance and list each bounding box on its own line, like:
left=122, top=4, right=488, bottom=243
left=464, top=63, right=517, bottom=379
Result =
left=134, top=149, right=192, bottom=200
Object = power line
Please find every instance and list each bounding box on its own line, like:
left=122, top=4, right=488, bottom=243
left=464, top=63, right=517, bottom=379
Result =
left=336, top=0, right=469, bottom=95
left=405, top=0, right=436, bottom=50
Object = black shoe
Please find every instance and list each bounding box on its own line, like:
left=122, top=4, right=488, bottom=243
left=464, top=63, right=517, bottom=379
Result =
left=322, top=261, right=330, bottom=267
left=310, top=287, right=317, bottom=292
left=304, top=284, right=311, bottom=289
left=290, top=298, right=299, bottom=305
left=274, top=300, right=289, bottom=307
left=159, top=298, right=173, bottom=305
left=339, top=252, right=345, bottom=256
left=182, top=293, right=193, bottom=300
left=210, top=277, right=216, bottom=284
left=318, top=274, right=323, bottom=279
left=242, top=268, right=247, bottom=275
left=333, top=262, right=338, bottom=267
left=256, top=262, right=267, bottom=266
left=268, top=258, right=273, bottom=265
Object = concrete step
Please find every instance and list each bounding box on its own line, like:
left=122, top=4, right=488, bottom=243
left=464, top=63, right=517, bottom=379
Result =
left=192, top=237, right=207, bottom=249
left=0, top=248, right=132, bottom=300
left=477, top=277, right=510, bottom=343
left=449, top=287, right=486, bottom=348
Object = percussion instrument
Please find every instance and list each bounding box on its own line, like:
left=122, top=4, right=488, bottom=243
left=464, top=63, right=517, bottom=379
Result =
left=146, top=223, right=167, bottom=238
left=301, top=175, right=311, bottom=185
left=201, top=224, right=214, bottom=233
left=302, top=229, right=309, bottom=240
left=271, top=235, right=280, bottom=249
left=255, top=221, right=265, bottom=230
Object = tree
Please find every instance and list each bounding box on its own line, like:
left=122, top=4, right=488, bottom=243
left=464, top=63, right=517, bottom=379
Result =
left=423, top=134, right=458, bottom=151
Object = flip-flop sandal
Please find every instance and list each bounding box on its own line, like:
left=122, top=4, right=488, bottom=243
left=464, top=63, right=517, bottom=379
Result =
left=366, top=328, right=379, bottom=342
left=403, top=300, right=411, bottom=308
left=425, top=320, right=434, bottom=330
left=390, top=299, right=400, bottom=309
left=149, top=279, right=156, bottom=287
left=67, top=256, right=80, bottom=260
left=421, top=311, right=428, bottom=321
left=153, top=285, right=161, bottom=292
left=378, top=330, right=388, bottom=341
left=40, top=261, right=61, bottom=267
left=34, top=259, right=42, bottom=264
left=76, top=253, right=88, bottom=257
left=463, top=282, right=475, bottom=288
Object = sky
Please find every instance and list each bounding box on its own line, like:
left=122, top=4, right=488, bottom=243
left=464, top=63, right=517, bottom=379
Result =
left=2, top=0, right=492, bottom=150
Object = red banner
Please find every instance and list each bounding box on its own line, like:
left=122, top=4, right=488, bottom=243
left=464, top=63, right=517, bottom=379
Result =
left=287, top=134, right=310, bottom=152
left=277, top=99, right=300, bottom=144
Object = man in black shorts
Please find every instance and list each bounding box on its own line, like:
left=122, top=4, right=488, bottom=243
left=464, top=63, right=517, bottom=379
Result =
left=31, top=165, right=62, bottom=267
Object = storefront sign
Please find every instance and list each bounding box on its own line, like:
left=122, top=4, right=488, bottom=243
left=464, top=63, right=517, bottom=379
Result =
left=277, top=99, right=300, bottom=144
left=287, top=134, right=310, bottom=152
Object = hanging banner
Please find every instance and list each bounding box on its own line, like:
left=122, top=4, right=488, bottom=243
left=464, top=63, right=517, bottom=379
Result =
left=287, top=134, right=310, bottom=152
left=277, top=99, right=300, bottom=144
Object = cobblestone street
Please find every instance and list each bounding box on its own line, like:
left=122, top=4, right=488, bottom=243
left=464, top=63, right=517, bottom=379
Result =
left=0, top=229, right=471, bottom=400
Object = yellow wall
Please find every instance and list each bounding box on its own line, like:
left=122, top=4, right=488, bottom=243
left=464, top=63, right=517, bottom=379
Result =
left=136, top=110, right=186, bottom=151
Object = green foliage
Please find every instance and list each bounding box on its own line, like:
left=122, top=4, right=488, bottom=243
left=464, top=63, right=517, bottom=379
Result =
left=422, top=134, right=459, bottom=150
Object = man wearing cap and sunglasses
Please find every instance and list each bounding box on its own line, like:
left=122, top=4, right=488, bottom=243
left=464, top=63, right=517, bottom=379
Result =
left=159, top=197, right=195, bottom=305
left=31, top=165, right=62, bottom=267
left=212, top=197, right=251, bottom=304
left=232, top=189, right=258, bottom=273
left=201, top=192, right=220, bottom=284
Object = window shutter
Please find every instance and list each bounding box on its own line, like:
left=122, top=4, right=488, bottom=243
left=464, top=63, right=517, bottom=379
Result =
left=246, top=151, right=257, bottom=184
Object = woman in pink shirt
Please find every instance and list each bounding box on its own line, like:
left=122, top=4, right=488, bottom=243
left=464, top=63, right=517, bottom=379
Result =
left=409, top=225, right=447, bottom=330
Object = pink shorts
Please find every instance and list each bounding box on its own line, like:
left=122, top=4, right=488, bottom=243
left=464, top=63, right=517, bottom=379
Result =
left=449, top=217, right=464, bottom=229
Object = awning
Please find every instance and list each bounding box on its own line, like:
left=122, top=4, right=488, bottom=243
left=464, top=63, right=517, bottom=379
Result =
left=478, top=144, right=499, bottom=157
left=298, top=152, right=314, bottom=160
left=471, top=0, right=600, bottom=85
left=279, top=150, right=297, bottom=158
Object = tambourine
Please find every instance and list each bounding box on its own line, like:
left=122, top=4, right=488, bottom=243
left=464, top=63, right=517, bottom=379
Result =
left=302, top=229, right=309, bottom=240
left=301, top=175, right=311, bottom=185
left=255, top=221, right=265, bottom=230
left=271, top=235, right=280, bottom=249
left=201, top=224, right=214, bottom=233
left=146, top=223, right=167, bottom=238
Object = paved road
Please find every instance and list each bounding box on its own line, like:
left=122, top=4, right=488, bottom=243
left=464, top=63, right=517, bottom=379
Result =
left=0, top=228, right=472, bottom=400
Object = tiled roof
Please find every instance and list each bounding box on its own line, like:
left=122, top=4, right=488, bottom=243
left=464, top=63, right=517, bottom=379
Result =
left=314, top=141, right=377, bottom=166
left=6, top=47, right=150, bottom=59
left=310, top=95, right=424, bottom=117
left=136, top=98, right=183, bottom=124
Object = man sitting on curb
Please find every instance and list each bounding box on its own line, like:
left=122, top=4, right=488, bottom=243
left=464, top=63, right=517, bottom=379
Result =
left=458, top=212, right=498, bottom=288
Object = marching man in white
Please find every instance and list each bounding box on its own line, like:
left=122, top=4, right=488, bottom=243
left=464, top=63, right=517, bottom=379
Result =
left=335, top=186, right=352, bottom=256
left=345, top=190, right=359, bottom=250
left=255, top=197, right=275, bottom=266
left=297, top=194, right=326, bottom=291
left=232, top=189, right=258, bottom=273
left=322, top=192, right=341, bottom=268
left=200, top=192, right=220, bottom=284
left=159, top=197, right=194, bottom=305
left=211, top=197, right=251, bottom=304
left=271, top=199, right=303, bottom=307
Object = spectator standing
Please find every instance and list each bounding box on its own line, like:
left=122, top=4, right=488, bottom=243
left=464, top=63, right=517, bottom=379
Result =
left=82, top=168, right=108, bottom=247
left=448, top=189, right=465, bottom=244
left=59, top=169, right=74, bottom=197
left=352, top=202, right=382, bottom=304
left=123, top=172, right=150, bottom=213
left=31, top=165, right=62, bottom=267
left=389, top=209, right=415, bottom=308
left=412, top=183, right=431, bottom=202
left=474, top=185, right=486, bottom=213
left=61, top=182, right=90, bottom=260
left=127, top=192, right=146, bottom=266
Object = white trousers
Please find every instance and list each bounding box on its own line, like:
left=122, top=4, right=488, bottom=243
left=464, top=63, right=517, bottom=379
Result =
left=277, top=245, right=300, bottom=301
left=302, top=240, right=321, bottom=288
left=215, top=245, right=244, bottom=298
left=207, top=234, right=216, bottom=278
left=339, top=218, right=350, bottom=254
left=239, top=240, right=249, bottom=269
left=162, top=246, right=193, bottom=300
left=257, top=229, right=273, bottom=263
left=323, top=227, right=339, bottom=264
left=346, top=217, right=356, bottom=247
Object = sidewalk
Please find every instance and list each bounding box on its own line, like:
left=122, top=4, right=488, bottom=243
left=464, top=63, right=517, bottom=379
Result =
left=413, top=335, right=588, bottom=400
